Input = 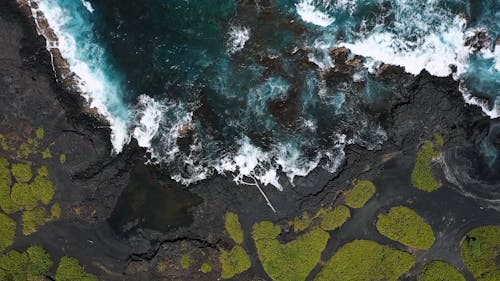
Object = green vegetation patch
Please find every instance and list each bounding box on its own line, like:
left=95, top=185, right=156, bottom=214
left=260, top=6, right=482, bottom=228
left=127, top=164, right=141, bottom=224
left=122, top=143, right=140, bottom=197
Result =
left=181, top=253, right=191, bottom=269
left=419, top=260, right=465, bottom=281
left=317, top=205, right=350, bottom=231
left=344, top=180, right=376, bottom=208
left=376, top=206, right=435, bottom=250
left=201, top=262, right=212, bottom=273
left=30, top=175, right=55, bottom=205
left=225, top=212, right=244, bottom=244
left=0, top=212, right=16, bottom=252
left=56, top=256, right=97, bottom=281
left=35, top=128, right=45, bottom=140
left=60, top=154, right=67, bottom=164
left=461, top=225, right=500, bottom=281
left=220, top=245, right=251, bottom=279
left=11, top=163, right=32, bottom=183
left=252, top=221, right=330, bottom=281
left=293, top=212, right=312, bottom=233
left=412, top=140, right=441, bottom=192
left=0, top=245, right=53, bottom=281
left=314, top=240, right=415, bottom=281
left=41, top=148, right=52, bottom=159
left=0, top=158, right=17, bottom=214
left=22, top=206, right=54, bottom=236
left=11, top=183, right=38, bottom=211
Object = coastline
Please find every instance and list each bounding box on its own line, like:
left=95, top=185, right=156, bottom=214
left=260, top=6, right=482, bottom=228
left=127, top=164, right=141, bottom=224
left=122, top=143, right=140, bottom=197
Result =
left=0, top=0, right=499, bottom=280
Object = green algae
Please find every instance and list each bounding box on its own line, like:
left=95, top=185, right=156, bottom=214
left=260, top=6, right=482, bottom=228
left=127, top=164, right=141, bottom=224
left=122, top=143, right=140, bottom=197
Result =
left=201, top=262, right=212, bottom=273
left=0, top=212, right=16, bottom=252
left=181, top=253, right=191, bottom=269
left=344, top=180, right=376, bottom=208
left=314, top=240, right=415, bottom=281
left=11, top=163, right=32, bottom=183
left=419, top=260, right=465, bottom=281
left=252, top=221, right=329, bottom=281
left=461, top=225, right=500, bottom=281
left=225, top=212, right=244, bottom=244
left=316, top=205, right=350, bottom=231
left=411, top=140, right=441, bottom=192
left=220, top=245, right=251, bottom=279
left=376, top=206, right=435, bottom=250
left=56, top=256, right=97, bottom=281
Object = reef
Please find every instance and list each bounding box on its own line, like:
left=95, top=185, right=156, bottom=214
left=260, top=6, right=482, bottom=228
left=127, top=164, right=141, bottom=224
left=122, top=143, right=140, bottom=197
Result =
left=0, top=0, right=499, bottom=280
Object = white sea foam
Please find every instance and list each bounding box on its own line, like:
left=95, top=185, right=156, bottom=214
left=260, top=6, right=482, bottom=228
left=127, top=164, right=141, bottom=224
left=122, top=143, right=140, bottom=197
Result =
left=227, top=25, right=250, bottom=54
left=30, top=0, right=130, bottom=152
left=342, top=16, right=471, bottom=77
left=81, top=0, right=94, bottom=13
left=132, top=95, right=164, bottom=148
left=296, top=0, right=335, bottom=27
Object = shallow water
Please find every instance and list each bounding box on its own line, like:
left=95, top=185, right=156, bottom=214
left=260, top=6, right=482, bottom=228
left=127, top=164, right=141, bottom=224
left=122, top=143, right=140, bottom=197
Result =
left=31, top=0, right=499, bottom=189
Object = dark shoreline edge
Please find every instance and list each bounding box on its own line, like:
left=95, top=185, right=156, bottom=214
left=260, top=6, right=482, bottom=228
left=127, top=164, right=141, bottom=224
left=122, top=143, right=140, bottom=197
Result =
left=1, top=0, right=500, bottom=280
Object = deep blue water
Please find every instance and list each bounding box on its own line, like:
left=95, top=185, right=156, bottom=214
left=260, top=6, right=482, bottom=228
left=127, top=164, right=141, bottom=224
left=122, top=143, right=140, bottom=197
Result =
left=32, top=0, right=499, bottom=188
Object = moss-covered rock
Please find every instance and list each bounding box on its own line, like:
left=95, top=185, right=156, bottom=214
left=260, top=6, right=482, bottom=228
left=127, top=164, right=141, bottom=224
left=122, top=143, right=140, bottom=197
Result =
left=252, top=221, right=329, bottom=281
left=314, top=240, right=415, bottom=281
left=56, top=256, right=98, bottom=281
left=225, top=212, right=244, bottom=244
left=419, top=260, right=465, bottom=281
left=317, top=205, right=350, bottom=231
left=461, top=225, right=500, bottom=281
left=11, top=183, right=38, bottom=211
left=376, top=206, right=435, bottom=250
left=411, top=140, right=441, bottom=192
left=0, top=212, right=16, bottom=252
left=344, top=180, right=376, bottom=208
left=11, top=163, right=32, bottom=183
left=220, top=245, right=251, bottom=279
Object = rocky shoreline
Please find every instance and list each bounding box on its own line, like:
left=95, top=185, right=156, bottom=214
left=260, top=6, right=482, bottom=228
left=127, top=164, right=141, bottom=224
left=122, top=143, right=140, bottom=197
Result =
left=1, top=0, right=499, bottom=280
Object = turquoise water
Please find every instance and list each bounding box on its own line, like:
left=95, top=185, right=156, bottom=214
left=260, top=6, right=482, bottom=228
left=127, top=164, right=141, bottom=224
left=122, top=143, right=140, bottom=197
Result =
left=33, top=0, right=499, bottom=188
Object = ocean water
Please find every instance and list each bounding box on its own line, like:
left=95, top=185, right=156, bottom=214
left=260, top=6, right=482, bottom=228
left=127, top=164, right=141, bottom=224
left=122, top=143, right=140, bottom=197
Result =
left=28, top=0, right=499, bottom=189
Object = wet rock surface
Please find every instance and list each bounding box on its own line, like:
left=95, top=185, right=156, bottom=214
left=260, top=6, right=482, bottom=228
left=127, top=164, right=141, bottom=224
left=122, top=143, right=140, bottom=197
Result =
left=1, top=1, right=499, bottom=280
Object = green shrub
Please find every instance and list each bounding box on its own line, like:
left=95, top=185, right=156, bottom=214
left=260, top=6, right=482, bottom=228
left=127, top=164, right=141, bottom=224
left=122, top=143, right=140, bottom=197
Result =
left=317, top=205, right=350, bottom=231
left=11, top=163, right=32, bottom=183
left=314, top=240, right=415, bottom=281
left=37, top=166, right=49, bottom=178
left=461, top=225, right=500, bottom=281
left=181, top=253, right=191, bottom=269
left=220, top=245, right=251, bottom=279
left=56, top=256, right=97, bottom=281
left=201, top=262, right=212, bottom=273
left=22, top=207, right=53, bottom=236
left=344, top=180, right=376, bottom=208
left=225, top=212, right=244, bottom=244
left=35, top=128, right=45, bottom=140
left=293, top=212, right=312, bottom=233
left=0, top=250, right=29, bottom=281
left=30, top=176, right=55, bottom=205
left=419, top=260, right=465, bottom=281
left=0, top=212, right=16, bottom=252
left=411, top=140, right=441, bottom=192
left=11, top=183, right=38, bottom=211
left=252, top=221, right=329, bottom=281
left=27, top=245, right=54, bottom=281
left=376, top=206, right=435, bottom=250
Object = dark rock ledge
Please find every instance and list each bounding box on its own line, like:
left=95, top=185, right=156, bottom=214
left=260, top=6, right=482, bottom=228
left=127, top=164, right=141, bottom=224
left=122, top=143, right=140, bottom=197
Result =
left=1, top=1, right=499, bottom=280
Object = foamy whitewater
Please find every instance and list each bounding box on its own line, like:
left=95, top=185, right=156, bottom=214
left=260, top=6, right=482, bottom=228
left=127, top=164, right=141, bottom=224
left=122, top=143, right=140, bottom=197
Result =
left=25, top=0, right=499, bottom=190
